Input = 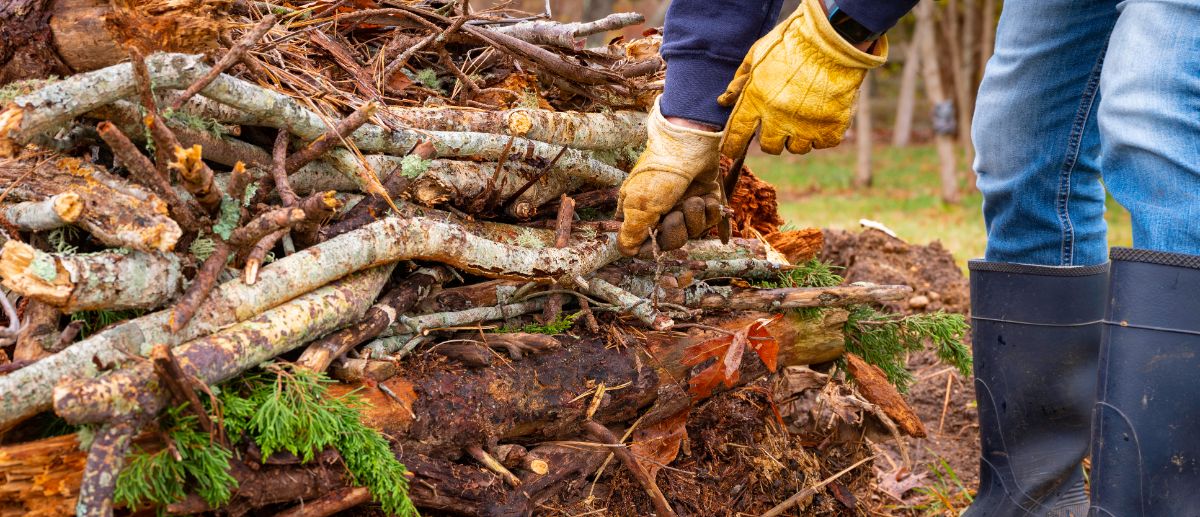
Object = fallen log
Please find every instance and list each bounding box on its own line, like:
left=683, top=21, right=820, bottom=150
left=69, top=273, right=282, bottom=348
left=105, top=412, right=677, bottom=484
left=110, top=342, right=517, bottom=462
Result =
left=0, top=216, right=620, bottom=430
left=0, top=157, right=181, bottom=252
left=1, top=308, right=849, bottom=515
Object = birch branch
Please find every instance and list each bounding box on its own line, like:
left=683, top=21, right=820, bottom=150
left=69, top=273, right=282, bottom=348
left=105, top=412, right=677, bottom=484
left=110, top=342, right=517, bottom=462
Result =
left=584, top=277, right=673, bottom=330
left=383, top=106, right=645, bottom=150
left=367, top=299, right=545, bottom=358
left=0, top=217, right=619, bottom=429
left=1, top=193, right=82, bottom=231
left=0, top=53, right=625, bottom=182
left=488, top=13, right=645, bottom=50
left=0, top=241, right=184, bottom=313
left=54, top=265, right=394, bottom=424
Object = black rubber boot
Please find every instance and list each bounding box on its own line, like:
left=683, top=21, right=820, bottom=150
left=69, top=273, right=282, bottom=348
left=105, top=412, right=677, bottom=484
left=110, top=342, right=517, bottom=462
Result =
left=964, top=261, right=1108, bottom=517
left=1089, top=248, right=1200, bottom=516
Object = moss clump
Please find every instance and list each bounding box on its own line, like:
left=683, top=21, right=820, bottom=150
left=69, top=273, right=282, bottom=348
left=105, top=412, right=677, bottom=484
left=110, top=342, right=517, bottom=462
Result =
left=498, top=311, right=579, bottom=335
left=400, top=153, right=432, bottom=178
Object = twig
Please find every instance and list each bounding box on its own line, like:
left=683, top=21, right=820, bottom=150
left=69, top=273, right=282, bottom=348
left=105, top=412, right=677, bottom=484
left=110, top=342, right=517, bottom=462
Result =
left=150, top=344, right=215, bottom=437
left=274, top=486, right=371, bottom=517
left=542, top=194, right=574, bottom=323
left=466, top=444, right=522, bottom=488
left=284, top=102, right=378, bottom=174
left=227, top=207, right=305, bottom=248
left=584, top=421, right=677, bottom=517
left=76, top=418, right=141, bottom=517
left=438, top=47, right=481, bottom=100
left=243, top=229, right=286, bottom=285
left=759, top=455, right=877, bottom=517
left=584, top=277, right=673, bottom=331
left=504, top=144, right=568, bottom=217
left=938, top=370, right=954, bottom=434
left=171, top=241, right=232, bottom=332
left=170, top=15, right=278, bottom=110
left=272, top=129, right=299, bottom=207
left=55, top=320, right=82, bottom=351
left=95, top=121, right=202, bottom=231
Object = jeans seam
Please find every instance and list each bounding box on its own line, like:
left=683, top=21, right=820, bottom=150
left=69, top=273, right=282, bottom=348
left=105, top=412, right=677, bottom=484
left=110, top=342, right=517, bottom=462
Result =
left=1057, top=50, right=1107, bottom=266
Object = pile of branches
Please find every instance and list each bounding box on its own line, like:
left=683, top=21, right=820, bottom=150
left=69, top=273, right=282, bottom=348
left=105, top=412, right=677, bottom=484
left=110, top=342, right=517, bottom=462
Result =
left=0, top=1, right=967, bottom=516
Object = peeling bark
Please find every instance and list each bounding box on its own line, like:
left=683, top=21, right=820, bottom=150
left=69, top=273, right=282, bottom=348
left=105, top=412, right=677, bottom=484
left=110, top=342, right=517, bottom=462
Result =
left=0, top=240, right=183, bottom=313
left=487, top=12, right=645, bottom=50
left=0, top=157, right=181, bottom=252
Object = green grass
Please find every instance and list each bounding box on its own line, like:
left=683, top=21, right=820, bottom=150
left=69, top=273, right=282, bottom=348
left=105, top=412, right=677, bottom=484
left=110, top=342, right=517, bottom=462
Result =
left=748, top=144, right=1133, bottom=270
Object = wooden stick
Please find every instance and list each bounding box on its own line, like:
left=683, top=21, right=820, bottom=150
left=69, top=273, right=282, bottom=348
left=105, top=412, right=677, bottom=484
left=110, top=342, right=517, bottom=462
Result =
left=76, top=418, right=139, bottom=517
left=95, top=121, right=201, bottom=232
left=243, top=229, right=285, bottom=285
left=466, top=444, right=522, bottom=488
left=273, top=486, right=370, bottom=517
left=272, top=129, right=299, bottom=207
left=542, top=194, right=574, bottom=323
left=169, top=14, right=278, bottom=111
left=584, top=421, right=677, bottom=517
left=284, top=102, right=378, bottom=174
left=759, top=455, right=876, bottom=517
left=170, top=241, right=231, bottom=332
left=150, top=344, right=213, bottom=435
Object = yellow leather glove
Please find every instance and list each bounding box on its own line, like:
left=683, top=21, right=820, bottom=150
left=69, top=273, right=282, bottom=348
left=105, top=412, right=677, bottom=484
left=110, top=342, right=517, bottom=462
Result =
left=718, top=0, right=887, bottom=157
left=617, top=98, right=724, bottom=256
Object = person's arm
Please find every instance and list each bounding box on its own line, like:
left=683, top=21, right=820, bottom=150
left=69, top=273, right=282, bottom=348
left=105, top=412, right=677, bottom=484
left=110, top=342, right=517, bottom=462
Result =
left=659, top=0, right=786, bottom=130
left=660, top=0, right=916, bottom=131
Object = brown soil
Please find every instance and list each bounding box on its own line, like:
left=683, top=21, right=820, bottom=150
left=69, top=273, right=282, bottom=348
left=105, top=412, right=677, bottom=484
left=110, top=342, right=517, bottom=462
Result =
left=821, top=228, right=979, bottom=514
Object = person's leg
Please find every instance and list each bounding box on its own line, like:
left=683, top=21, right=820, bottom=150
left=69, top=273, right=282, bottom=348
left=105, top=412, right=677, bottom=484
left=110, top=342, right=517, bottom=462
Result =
left=1091, top=1, right=1200, bottom=514
left=967, top=1, right=1117, bottom=515
left=973, top=1, right=1116, bottom=267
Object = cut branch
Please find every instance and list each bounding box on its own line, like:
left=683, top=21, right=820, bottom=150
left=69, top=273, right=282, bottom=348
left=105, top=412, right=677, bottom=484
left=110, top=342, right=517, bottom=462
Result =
left=1, top=193, right=82, bottom=231
left=169, top=14, right=277, bottom=111
left=0, top=241, right=184, bottom=312
left=488, top=12, right=645, bottom=50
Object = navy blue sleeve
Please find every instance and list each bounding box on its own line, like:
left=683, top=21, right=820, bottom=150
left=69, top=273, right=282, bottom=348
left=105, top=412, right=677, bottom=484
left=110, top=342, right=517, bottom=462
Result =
left=658, top=0, right=914, bottom=128
left=659, top=0, right=785, bottom=128
left=836, top=0, right=917, bottom=33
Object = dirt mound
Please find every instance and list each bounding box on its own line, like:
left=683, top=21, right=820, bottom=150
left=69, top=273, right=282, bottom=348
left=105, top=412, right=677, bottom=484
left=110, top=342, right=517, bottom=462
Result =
left=821, top=228, right=969, bottom=315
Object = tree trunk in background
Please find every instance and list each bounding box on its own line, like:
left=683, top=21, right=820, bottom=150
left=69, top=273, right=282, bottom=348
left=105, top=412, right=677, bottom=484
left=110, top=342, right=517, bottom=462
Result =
left=979, top=0, right=996, bottom=79
left=916, top=0, right=959, bottom=203
left=892, top=39, right=920, bottom=147
left=854, top=76, right=873, bottom=188
left=957, top=0, right=978, bottom=163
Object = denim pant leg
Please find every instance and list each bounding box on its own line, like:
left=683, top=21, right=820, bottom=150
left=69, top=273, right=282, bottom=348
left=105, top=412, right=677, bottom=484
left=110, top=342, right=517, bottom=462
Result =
left=972, top=0, right=1118, bottom=266
left=1099, top=0, right=1200, bottom=254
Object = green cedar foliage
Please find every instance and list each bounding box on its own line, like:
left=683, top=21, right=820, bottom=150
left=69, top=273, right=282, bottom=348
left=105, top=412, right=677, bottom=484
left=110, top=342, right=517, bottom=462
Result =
left=842, top=306, right=970, bottom=393
left=115, top=364, right=418, bottom=516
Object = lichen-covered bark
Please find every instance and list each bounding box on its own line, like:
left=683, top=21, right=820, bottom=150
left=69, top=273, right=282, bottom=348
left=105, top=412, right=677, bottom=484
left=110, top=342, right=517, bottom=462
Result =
left=486, top=12, right=645, bottom=50
left=384, top=106, right=645, bottom=150
left=584, top=276, right=673, bottom=330
left=0, top=158, right=181, bottom=251
left=367, top=300, right=545, bottom=358
left=0, top=241, right=183, bottom=313
left=54, top=265, right=393, bottom=424
left=75, top=419, right=138, bottom=517
left=410, top=157, right=621, bottom=217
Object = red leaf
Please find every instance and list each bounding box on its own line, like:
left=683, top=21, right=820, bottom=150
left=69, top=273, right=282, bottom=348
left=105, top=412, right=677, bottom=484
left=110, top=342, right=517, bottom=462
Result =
left=747, top=315, right=782, bottom=372
left=688, top=363, right=725, bottom=398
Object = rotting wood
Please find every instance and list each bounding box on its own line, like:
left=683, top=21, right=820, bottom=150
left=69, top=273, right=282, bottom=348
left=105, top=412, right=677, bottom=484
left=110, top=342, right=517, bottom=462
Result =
left=585, top=421, right=677, bottom=517
left=94, top=120, right=204, bottom=233
left=0, top=157, right=182, bottom=252
left=13, top=299, right=58, bottom=362
left=845, top=352, right=927, bottom=438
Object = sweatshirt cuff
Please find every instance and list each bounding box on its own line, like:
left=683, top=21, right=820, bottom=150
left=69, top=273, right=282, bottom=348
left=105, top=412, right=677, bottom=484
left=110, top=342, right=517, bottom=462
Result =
left=660, top=54, right=740, bottom=128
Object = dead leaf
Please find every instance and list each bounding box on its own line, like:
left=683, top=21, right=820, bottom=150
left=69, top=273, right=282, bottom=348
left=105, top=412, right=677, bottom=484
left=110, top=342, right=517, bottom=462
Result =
left=630, top=410, right=688, bottom=481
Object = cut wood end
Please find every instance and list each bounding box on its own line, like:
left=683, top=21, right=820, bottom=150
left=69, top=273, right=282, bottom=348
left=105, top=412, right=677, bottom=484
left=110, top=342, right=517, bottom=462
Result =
left=527, top=458, right=549, bottom=475
left=506, top=110, right=534, bottom=136
left=0, top=241, right=73, bottom=306
left=51, top=193, right=84, bottom=223
left=0, top=107, right=24, bottom=158
left=319, top=190, right=342, bottom=211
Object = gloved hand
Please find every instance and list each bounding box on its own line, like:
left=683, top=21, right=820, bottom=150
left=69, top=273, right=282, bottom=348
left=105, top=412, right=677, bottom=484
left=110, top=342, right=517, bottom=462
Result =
left=718, top=0, right=887, bottom=157
left=617, top=98, right=724, bottom=256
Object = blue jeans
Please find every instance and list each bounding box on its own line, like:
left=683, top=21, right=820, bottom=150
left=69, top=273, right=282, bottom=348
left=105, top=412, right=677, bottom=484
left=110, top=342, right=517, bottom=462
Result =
left=973, top=0, right=1200, bottom=266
